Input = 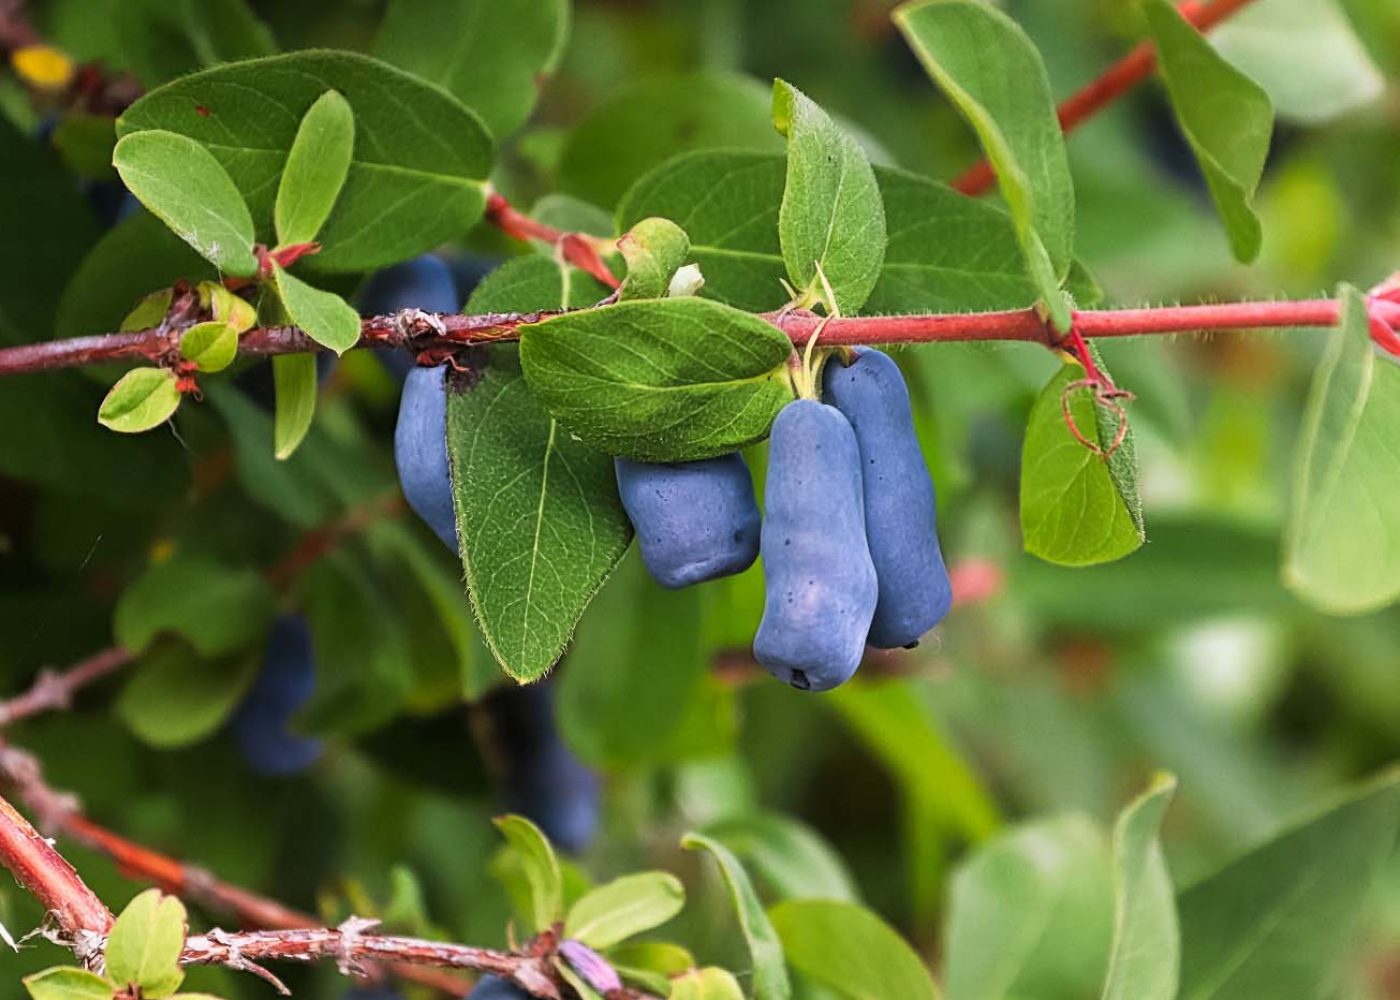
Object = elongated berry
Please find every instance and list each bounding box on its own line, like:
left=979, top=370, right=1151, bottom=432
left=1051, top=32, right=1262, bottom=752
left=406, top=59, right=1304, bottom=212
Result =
left=394, top=364, right=457, bottom=552
left=231, top=615, right=322, bottom=775
left=824, top=348, right=952, bottom=648
left=615, top=454, right=761, bottom=588
left=753, top=400, right=877, bottom=691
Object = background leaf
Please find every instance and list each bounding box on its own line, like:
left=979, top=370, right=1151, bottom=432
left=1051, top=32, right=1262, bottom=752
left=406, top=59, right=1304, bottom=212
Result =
left=565, top=872, right=685, bottom=949
left=113, top=129, right=257, bottom=276
left=1100, top=776, right=1178, bottom=1000
left=447, top=256, right=629, bottom=682
left=117, top=51, right=493, bottom=270
left=894, top=0, right=1075, bottom=329
left=772, top=79, right=886, bottom=313
left=114, top=555, right=274, bottom=657
left=116, top=642, right=258, bottom=748
left=494, top=815, right=564, bottom=933
left=1284, top=285, right=1400, bottom=613
left=373, top=0, right=569, bottom=138
left=671, top=968, right=746, bottom=1000
left=271, top=352, right=318, bottom=460
left=701, top=812, right=859, bottom=903
left=274, top=89, right=355, bottom=247
left=1177, top=771, right=1400, bottom=1000
left=770, top=899, right=940, bottom=1000
left=1144, top=0, right=1274, bottom=263
left=519, top=297, right=795, bottom=462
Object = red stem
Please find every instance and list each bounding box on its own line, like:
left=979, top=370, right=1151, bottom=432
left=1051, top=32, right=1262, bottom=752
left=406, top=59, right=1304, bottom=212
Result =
left=485, top=192, right=620, bottom=290
left=951, top=0, right=1261, bottom=196
left=0, top=791, right=112, bottom=938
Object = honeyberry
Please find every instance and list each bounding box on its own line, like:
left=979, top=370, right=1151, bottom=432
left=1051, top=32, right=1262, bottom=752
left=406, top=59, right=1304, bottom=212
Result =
left=395, top=364, right=457, bottom=553
left=752, top=400, right=877, bottom=692
left=230, top=615, right=323, bottom=776
left=615, top=455, right=761, bottom=588
left=824, top=348, right=952, bottom=648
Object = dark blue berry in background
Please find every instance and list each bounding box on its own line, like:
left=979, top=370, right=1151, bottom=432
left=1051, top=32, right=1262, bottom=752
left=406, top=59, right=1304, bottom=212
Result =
left=824, top=348, right=952, bottom=648
left=394, top=364, right=458, bottom=553
left=753, top=400, right=877, bottom=692
left=615, top=454, right=761, bottom=588
left=485, top=682, right=599, bottom=854
left=357, top=256, right=462, bottom=381
left=230, top=615, right=323, bottom=776
left=467, top=975, right=530, bottom=999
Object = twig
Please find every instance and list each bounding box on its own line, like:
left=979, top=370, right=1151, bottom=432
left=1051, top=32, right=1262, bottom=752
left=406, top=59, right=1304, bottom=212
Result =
left=0, top=648, right=133, bottom=729
left=950, top=0, right=1262, bottom=195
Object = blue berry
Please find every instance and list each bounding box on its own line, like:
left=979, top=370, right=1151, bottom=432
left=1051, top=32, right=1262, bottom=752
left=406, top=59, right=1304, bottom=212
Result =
left=230, top=615, right=323, bottom=775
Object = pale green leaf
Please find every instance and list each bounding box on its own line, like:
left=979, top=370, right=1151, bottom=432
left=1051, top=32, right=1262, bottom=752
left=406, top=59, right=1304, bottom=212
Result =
left=272, top=353, right=318, bottom=461
left=944, top=817, right=1111, bottom=1000
left=273, top=265, right=361, bottom=355
left=1101, top=775, right=1179, bottom=1000
left=1284, top=285, right=1400, bottom=613
left=112, top=130, right=257, bottom=276
left=98, top=366, right=181, bottom=434
left=494, top=815, right=564, bottom=933
left=618, top=217, right=691, bottom=301
left=274, top=89, right=355, bottom=246
left=106, top=889, right=187, bottom=998
left=117, top=51, right=493, bottom=271
left=519, top=297, right=795, bottom=462
left=770, top=899, right=939, bottom=1000
left=894, top=0, right=1075, bottom=329
left=682, top=833, right=791, bottom=1000
left=1144, top=0, right=1274, bottom=263
left=23, top=967, right=113, bottom=1000
left=1211, top=0, right=1382, bottom=124
left=114, top=554, right=275, bottom=657
left=671, top=968, right=746, bottom=1000
left=772, top=79, right=885, bottom=313
left=374, top=0, right=569, bottom=138
left=1178, top=770, right=1400, bottom=1000
left=121, top=288, right=174, bottom=332
left=117, top=641, right=259, bottom=748
left=609, top=941, right=696, bottom=994
left=702, top=812, right=859, bottom=903
left=1020, top=360, right=1144, bottom=566
left=448, top=256, right=629, bottom=681
left=565, top=873, right=686, bottom=950
left=179, top=321, right=237, bottom=373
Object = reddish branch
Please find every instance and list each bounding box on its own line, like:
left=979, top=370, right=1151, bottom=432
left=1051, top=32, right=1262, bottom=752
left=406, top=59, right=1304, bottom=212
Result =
left=2, top=297, right=1396, bottom=379
left=0, top=648, right=132, bottom=729
left=485, top=192, right=620, bottom=290
left=0, top=792, right=112, bottom=947
left=951, top=0, right=1262, bottom=196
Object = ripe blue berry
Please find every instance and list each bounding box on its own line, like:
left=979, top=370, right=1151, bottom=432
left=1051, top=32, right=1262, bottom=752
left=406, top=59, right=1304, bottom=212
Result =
left=230, top=615, right=323, bottom=775
left=752, top=400, right=877, bottom=692
left=614, top=455, right=761, bottom=588
left=394, top=364, right=457, bottom=553
left=823, top=349, right=952, bottom=648
left=467, top=976, right=529, bottom=999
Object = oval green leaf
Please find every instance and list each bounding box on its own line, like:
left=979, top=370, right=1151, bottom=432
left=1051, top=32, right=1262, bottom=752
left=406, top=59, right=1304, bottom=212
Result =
left=272, top=352, right=319, bottom=460
left=114, top=554, right=276, bottom=657
left=179, top=320, right=238, bottom=373
left=98, top=366, right=181, bottom=434
left=770, top=899, right=939, bottom=1000
left=519, top=297, right=795, bottom=462
left=106, top=889, right=187, bottom=998
left=273, top=264, right=361, bottom=355
left=113, top=129, right=258, bottom=276
left=23, top=967, right=114, bottom=1000
left=117, top=641, right=260, bottom=749
left=1101, top=775, right=1179, bottom=1000
left=494, top=814, right=564, bottom=933
left=275, top=89, right=355, bottom=247
left=565, top=872, right=686, bottom=950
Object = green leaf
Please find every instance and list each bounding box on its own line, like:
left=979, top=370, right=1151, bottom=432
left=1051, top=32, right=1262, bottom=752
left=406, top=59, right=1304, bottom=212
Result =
left=609, top=941, right=697, bottom=993
left=769, top=900, right=939, bottom=1000
left=448, top=257, right=629, bottom=681
left=560, top=71, right=784, bottom=210
left=830, top=680, right=1000, bottom=930
left=1284, top=285, right=1400, bottom=614
left=557, top=552, right=711, bottom=768
left=179, top=321, right=237, bottom=373
left=494, top=814, right=564, bottom=933
left=1211, top=0, right=1382, bottom=125
left=117, top=641, right=259, bottom=748
left=565, top=873, right=686, bottom=949
left=1101, top=775, right=1178, bottom=1000
left=520, top=297, right=795, bottom=462
left=273, top=265, right=361, bottom=355
left=1020, top=359, right=1144, bottom=567
left=894, top=0, right=1075, bottom=329
left=122, top=288, right=175, bottom=332
left=771, top=79, right=885, bottom=314
left=682, top=833, right=791, bottom=1000
left=106, top=889, right=187, bottom=998
left=374, top=0, right=569, bottom=138
left=1144, top=0, right=1274, bottom=263
left=944, top=817, right=1111, bottom=1000
left=671, top=968, right=746, bottom=1000
left=702, top=813, right=859, bottom=903
left=23, top=967, right=114, bottom=1000
left=114, top=554, right=276, bottom=657
left=117, top=51, right=494, bottom=271
left=98, top=367, right=181, bottom=434
left=617, top=152, right=1098, bottom=314
left=112, top=129, right=257, bottom=276
left=1178, top=770, right=1400, bottom=1000
left=618, top=217, right=691, bottom=301
left=199, top=281, right=257, bottom=334
left=272, top=353, right=318, bottom=461
left=274, top=89, right=355, bottom=247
